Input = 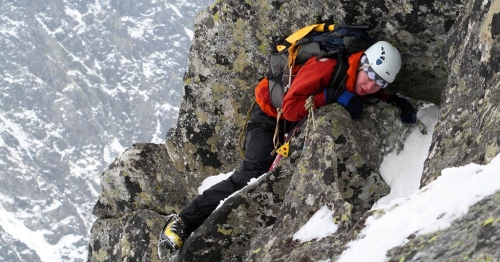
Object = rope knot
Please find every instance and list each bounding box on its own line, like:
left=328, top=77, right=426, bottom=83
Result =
left=304, top=95, right=316, bottom=141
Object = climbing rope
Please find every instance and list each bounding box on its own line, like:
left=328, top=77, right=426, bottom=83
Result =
left=238, top=100, right=256, bottom=159
left=270, top=108, right=283, bottom=155
left=304, top=95, right=316, bottom=141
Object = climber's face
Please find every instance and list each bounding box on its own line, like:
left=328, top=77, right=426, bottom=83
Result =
left=354, top=70, right=382, bottom=96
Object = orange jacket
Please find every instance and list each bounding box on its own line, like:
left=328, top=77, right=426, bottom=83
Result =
left=255, top=51, right=364, bottom=122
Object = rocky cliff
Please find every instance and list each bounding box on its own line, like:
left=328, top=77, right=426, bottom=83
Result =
left=88, top=0, right=500, bottom=261
left=421, top=0, right=500, bottom=186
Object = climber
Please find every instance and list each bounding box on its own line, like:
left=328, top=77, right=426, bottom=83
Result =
left=158, top=41, right=416, bottom=252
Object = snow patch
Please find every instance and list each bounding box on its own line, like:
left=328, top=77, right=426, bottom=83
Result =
left=167, top=4, right=183, bottom=17
left=103, top=138, right=126, bottom=164
left=338, top=153, right=500, bottom=262
left=293, top=206, right=338, bottom=242
left=198, top=170, right=234, bottom=195
left=184, top=27, right=194, bottom=40
left=374, top=104, right=439, bottom=207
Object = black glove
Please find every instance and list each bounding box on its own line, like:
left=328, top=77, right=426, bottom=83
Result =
left=325, top=88, right=363, bottom=120
left=387, top=95, right=417, bottom=124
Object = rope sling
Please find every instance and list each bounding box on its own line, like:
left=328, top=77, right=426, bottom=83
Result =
left=304, top=95, right=316, bottom=141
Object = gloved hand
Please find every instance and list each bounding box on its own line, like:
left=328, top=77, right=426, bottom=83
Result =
left=386, top=95, right=417, bottom=124
left=325, top=88, right=362, bottom=120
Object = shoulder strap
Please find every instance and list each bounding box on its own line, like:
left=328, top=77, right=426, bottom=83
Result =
left=329, top=50, right=349, bottom=91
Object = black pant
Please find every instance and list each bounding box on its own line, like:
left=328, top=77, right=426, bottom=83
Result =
left=179, top=103, right=292, bottom=230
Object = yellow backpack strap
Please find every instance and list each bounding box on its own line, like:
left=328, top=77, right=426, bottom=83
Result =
left=276, top=23, right=336, bottom=52
left=312, top=23, right=335, bottom=33
left=287, top=41, right=299, bottom=68
left=286, top=23, right=336, bottom=76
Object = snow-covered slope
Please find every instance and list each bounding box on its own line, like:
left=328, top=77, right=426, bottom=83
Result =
left=0, top=0, right=211, bottom=261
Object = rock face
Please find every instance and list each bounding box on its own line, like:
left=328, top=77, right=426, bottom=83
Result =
left=421, top=0, right=500, bottom=186
left=92, top=143, right=201, bottom=219
left=88, top=0, right=500, bottom=261
left=88, top=210, right=166, bottom=262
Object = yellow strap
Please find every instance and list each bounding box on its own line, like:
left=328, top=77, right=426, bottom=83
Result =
left=313, top=23, right=335, bottom=33
left=276, top=23, right=336, bottom=52
left=287, top=42, right=299, bottom=68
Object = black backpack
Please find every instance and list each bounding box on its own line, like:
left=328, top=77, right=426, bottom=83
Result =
left=267, top=23, right=377, bottom=109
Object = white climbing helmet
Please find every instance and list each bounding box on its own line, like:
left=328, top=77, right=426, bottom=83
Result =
left=364, top=41, right=401, bottom=83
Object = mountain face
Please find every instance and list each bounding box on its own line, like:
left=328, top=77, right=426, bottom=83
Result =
left=88, top=0, right=500, bottom=261
left=421, top=0, right=500, bottom=186
left=0, top=0, right=211, bottom=261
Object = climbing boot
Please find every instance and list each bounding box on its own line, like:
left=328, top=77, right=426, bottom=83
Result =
left=158, top=214, right=191, bottom=254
